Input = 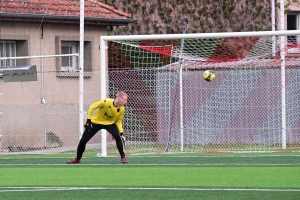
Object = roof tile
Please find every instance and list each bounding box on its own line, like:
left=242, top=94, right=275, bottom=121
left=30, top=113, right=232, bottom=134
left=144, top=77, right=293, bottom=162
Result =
left=0, top=0, right=132, bottom=19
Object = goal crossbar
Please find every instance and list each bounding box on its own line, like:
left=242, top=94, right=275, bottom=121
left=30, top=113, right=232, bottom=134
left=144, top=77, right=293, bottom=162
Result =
left=101, top=30, right=300, bottom=41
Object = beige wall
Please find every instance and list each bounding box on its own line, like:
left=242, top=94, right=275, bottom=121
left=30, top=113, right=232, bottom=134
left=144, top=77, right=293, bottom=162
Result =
left=0, top=21, right=107, bottom=105
left=0, top=21, right=106, bottom=67
left=289, top=4, right=300, bottom=12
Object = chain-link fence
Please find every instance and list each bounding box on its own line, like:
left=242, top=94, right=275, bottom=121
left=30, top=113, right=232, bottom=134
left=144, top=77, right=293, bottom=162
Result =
left=0, top=55, right=104, bottom=155
left=1, top=35, right=300, bottom=155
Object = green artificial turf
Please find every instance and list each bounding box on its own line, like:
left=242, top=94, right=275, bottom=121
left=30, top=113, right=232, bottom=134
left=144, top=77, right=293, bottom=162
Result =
left=0, top=167, right=300, bottom=188
left=0, top=153, right=299, bottom=200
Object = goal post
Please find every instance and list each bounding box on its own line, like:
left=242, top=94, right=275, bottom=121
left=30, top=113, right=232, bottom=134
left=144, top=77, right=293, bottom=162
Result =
left=100, top=30, right=300, bottom=155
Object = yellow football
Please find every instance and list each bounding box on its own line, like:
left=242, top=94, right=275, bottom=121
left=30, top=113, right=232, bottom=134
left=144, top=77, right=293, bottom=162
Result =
left=203, top=70, right=216, bottom=82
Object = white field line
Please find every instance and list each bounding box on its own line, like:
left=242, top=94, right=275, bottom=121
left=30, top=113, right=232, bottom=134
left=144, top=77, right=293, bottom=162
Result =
left=1, top=154, right=300, bottom=160
left=0, top=163, right=299, bottom=166
left=0, top=186, right=300, bottom=193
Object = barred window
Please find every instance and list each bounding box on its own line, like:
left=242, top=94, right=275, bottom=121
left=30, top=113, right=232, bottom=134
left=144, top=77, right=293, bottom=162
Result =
left=287, top=13, right=300, bottom=44
left=61, top=42, right=79, bottom=71
left=0, top=41, right=16, bottom=68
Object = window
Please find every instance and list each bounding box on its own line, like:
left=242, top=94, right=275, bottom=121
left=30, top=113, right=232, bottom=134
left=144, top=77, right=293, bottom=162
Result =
left=0, top=41, right=16, bottom=68
left=61, top=42, right=79, bottom=72
left=55, top=36, right=92, bottom=76
left=0, top=38, right=29, bottom=75
left=287, top=13, right=300, bottom=44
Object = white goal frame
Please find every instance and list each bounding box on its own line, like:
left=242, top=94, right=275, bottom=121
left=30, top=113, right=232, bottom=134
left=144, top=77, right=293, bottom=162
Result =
left=100, top=30, right=300, bottom=156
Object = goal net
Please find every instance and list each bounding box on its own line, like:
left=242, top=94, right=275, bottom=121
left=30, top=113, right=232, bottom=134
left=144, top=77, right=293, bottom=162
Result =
left=102, top=31, right=300, bottom=154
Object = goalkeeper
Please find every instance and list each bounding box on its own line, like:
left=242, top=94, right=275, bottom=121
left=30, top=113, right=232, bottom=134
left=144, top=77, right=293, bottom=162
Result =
left=67, top=91, right=128, bottom=164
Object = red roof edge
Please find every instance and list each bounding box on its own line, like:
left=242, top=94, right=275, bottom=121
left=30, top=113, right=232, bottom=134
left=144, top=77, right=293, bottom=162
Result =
left=96, top=1, right=132, bottom=18
left=113, top=9, right=132, bottom=18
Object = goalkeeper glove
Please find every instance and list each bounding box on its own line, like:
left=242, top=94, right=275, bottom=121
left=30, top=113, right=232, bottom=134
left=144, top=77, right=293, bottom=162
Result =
left=120, top=132, right=126, bottom=146
left=84, top=119, right=92, bottom=130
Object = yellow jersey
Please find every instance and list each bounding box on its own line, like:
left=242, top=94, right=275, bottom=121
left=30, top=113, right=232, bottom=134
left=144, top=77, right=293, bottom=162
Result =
left=87, top=98, right=125, bottom=133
